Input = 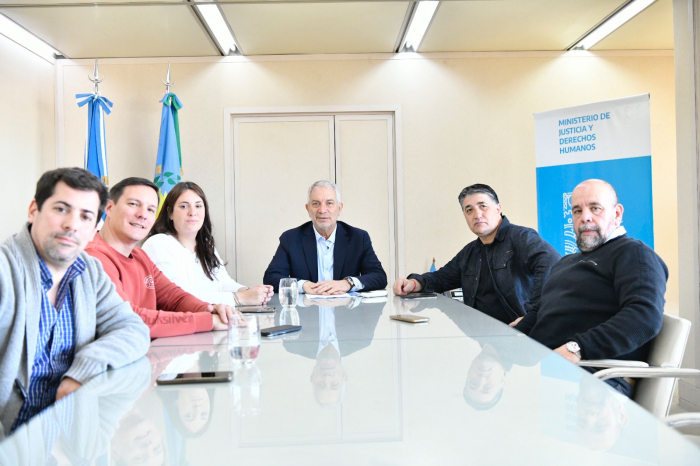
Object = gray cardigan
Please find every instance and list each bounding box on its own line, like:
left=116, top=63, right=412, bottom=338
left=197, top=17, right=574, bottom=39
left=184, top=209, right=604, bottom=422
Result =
left=0, top=225, right=150, bottom=439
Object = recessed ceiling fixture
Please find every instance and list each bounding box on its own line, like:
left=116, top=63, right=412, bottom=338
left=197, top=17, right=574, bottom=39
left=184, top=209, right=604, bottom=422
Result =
left=570, top=0, right=656, bottom=50
left=0, top=13, right=62, bottom=63
left=399, top=1, right=440, bottom=52
left=191, top=0, right=239, bottom=55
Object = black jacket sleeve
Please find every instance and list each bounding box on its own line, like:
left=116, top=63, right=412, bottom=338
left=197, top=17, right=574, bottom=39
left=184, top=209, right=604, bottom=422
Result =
left=517, top=228, right=561, bottom=314
left=408, top=247, right=465, bottom=293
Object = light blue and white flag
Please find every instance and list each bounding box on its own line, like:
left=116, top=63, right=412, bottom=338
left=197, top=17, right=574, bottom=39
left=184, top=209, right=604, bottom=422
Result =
left=76, top=93, right=113, bottom=186
left=154, top=92, right=183, bottom=214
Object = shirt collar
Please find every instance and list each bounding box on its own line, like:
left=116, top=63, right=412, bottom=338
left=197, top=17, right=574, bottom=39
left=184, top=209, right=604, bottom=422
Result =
left=37, top=255, right=53, bottom=292
left=476, top=216, right=509, bottom=250
left=493, top=215, right=510, bottom=242
left=313, top=225, right=337, bottom=245
left=605, top=225, right=627, bottom=243
left=36, top=253, right=86, bottom=292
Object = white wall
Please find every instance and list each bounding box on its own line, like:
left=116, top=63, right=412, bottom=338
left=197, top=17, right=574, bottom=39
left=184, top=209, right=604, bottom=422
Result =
left=55, top=51, right=678, bottom=313
left=0, top=34, right=55, bottom=240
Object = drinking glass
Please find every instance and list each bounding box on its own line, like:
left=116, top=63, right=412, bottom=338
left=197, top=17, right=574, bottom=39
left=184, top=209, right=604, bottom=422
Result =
left=228, top=315, right=260, bottom=364
left=279, top=278, right=298, bottom=308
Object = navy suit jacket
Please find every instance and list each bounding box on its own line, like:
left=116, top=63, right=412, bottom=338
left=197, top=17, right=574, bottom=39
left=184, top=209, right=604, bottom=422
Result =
left=263, top=221, right=387, bottom=292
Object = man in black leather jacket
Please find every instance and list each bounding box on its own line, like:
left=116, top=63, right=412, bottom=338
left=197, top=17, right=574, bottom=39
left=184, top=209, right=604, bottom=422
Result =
left=393, top=184, right=560, bottom=325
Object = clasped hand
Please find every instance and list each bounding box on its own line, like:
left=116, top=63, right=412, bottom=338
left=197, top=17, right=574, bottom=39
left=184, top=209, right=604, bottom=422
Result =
left=303, top=279, right=352, bottom=295
left=208, top=303, right=241, bottom=330
left=237, top=285, right=274, bottom=305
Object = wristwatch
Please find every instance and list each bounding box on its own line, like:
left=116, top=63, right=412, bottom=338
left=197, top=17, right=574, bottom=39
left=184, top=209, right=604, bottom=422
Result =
left=566, top=341, right=582, bottom=358
left=344, top=276, right=355, bottom=290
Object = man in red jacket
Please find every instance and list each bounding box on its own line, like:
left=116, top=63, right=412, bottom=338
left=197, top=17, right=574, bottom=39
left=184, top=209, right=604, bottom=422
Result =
left=86, top=178, right=238, bottom=338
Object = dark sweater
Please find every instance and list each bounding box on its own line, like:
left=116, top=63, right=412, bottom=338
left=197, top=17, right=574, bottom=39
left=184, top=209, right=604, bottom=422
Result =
left=516, top=234, right=668, bottom=361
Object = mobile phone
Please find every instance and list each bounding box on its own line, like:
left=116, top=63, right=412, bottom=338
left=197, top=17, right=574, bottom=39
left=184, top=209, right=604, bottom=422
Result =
left=156, top=371, right=233, bottom=385
left=390, top=314, right=430, bottom=323
left=402, top=292, right=438, bottom=299
left=261, top=325, right=302, bottom=336
left=237, top=305, right=275, bottom=314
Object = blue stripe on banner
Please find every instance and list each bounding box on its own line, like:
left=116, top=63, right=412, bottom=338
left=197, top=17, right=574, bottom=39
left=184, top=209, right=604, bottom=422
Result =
left=536, top=155, right=653, bottom=256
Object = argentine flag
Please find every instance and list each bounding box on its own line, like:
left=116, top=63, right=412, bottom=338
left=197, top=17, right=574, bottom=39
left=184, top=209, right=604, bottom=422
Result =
left=154, top=92, right=183, bottom=214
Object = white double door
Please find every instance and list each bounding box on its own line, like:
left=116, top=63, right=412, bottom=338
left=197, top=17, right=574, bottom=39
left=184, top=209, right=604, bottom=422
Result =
left=228, top=113, right=399, bottom=288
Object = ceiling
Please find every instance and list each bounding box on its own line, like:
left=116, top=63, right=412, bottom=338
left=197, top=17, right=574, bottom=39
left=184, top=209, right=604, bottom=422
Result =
left=0, top=0, right=674, bottom=59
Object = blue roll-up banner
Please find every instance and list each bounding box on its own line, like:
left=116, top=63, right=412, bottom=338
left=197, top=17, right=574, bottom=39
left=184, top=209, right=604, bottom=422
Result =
left=534, top=94, right=653, bottom=256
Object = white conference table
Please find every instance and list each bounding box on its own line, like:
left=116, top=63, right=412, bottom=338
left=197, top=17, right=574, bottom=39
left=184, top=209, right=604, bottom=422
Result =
left=2, top=294, right=699, bottom=465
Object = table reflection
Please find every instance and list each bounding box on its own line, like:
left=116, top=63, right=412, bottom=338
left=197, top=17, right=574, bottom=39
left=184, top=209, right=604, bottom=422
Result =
left=282, top=302, right=385, bottom=408
left=539, top=354, right=659, bottom=459
left=1, top=295, right=698, bottom=465
left=0, top=357, right=151, bottom=465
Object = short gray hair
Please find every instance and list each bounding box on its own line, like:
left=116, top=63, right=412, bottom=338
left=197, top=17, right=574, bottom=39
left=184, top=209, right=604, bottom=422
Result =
left=307, top=180, right=341, bottom=205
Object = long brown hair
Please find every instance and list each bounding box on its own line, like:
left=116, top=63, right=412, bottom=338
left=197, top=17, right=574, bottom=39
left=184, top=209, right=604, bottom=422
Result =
left=148, top=181, right=222, bottom=280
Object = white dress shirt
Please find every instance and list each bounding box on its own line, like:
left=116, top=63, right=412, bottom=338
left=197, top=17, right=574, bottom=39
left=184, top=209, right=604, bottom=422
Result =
left=298, top=226, right=364, bottom=293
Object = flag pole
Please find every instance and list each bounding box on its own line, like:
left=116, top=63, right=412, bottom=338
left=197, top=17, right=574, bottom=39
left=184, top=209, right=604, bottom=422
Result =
left=162, top=62, right=174, bottom=94
left=88, top=58, right=103, bottom=95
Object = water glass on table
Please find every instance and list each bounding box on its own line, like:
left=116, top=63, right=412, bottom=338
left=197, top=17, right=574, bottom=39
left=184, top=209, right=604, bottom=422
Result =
left=228, top=314, right=260, bottom=364
left=279, top=278, right=298, bottom=308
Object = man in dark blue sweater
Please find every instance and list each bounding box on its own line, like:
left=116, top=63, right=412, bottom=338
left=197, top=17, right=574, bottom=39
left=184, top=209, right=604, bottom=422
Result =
left=514, top=179, right=668, bottom=396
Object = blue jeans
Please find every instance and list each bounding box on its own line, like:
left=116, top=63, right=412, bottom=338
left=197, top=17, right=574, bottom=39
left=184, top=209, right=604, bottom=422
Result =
left=605, top=377, right=634, bottom=398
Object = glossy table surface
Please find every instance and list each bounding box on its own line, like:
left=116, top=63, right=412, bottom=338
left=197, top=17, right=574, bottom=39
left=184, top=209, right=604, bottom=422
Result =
left=2, top=294, right=699, bottom=465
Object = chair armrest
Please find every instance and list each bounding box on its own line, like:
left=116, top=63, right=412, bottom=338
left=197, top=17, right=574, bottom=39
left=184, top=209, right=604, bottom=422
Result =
left=593, top=367, right=700, bottom=381
left=664, top=413, right=700, bottom=428
left=577, top=359, right=649, bottom=368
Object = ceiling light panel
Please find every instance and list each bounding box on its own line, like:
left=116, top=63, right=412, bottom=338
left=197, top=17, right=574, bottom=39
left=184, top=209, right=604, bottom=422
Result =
left=589, top=0, right=670, bottom=50
left=220, top=2, right=410, bottom=55
left=420, top=0, right=624, bottom=52
left=0, top=4, right=219, bottom=58
left=573, top=0, right=656, bottom=50
left=0, top=12, right=61, bottom=62
left=192, top=0, right=238, bottom=55
left=401, top=1, right=439, bottom=52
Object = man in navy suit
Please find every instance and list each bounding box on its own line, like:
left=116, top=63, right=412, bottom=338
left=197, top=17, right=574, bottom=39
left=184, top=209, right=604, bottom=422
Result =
left=263, top=180, right=387, bottom=294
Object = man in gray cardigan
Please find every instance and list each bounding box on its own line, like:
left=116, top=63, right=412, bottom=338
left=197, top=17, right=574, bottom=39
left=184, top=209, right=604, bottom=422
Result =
left=0, top=168, right=150, bottom=439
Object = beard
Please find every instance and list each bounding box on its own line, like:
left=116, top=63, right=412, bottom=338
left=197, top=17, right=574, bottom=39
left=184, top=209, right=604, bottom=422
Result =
left=45, top=232, right=82, bottom=262
left=576, top=225, right=603, bottom=252
left=576, top=217, right=617, bottom=252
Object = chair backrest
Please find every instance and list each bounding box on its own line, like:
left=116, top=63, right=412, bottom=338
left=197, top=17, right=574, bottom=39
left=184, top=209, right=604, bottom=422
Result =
left=634, top=313, right=692, bottom=418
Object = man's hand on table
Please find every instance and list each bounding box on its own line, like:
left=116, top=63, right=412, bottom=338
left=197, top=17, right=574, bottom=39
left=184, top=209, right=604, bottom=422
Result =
left=392, top=278, right=422, bottom=295
left=208, top=303, right=240, bottom=325
left=303, top=280, right=352, bottom=295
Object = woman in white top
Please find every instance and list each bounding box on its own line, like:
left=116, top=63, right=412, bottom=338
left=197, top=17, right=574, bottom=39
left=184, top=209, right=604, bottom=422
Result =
left=142, top=181, right=273, bottom=307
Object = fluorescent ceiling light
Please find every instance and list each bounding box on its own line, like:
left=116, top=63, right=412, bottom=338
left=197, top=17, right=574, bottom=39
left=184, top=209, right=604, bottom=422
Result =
left=193, top=0, right=238, bottom=55
left=571, top=0, right=656, bottom=50
left=400, top=1, right=440, bottom=52
left=0, top=13, right=62, bottom=63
